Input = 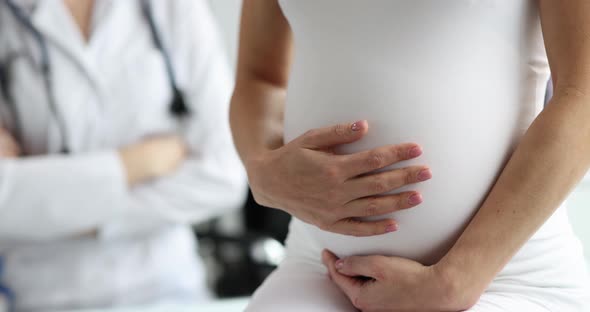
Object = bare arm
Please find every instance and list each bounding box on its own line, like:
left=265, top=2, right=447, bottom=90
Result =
left=230, top=0, right=292, bottom=161
left=438, top=0, right=590, bottom=300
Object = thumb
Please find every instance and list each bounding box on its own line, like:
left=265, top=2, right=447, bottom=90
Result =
left=299, top=120, right=368, bottom=150
left=335, top=255, right=391, bottom=281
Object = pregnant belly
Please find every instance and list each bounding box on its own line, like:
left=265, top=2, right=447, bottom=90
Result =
left=283, top=53, right=534, bottom=265
left=285, top=89, right=524, bottom=264
left=279, top=0, right=546, bottom=265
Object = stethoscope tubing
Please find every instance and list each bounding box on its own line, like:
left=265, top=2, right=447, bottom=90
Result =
left=1, top=0, right=190, bottom=154
left=4, top=0, right=70, bottom=153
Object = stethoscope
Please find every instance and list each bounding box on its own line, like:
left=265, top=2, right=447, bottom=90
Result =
left=0, top=0, right=191, bottom=154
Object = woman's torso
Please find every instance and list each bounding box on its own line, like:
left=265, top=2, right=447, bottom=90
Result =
left=279, top=0, right=560, bottom=264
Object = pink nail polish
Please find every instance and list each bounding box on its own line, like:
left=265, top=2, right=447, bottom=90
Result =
left=408, top=193, right=423, bottom=205
left=408, top=146, right=422, bottom=158
left=336, top=260, right=344, bottom=270
left=351, top=121, right=365, bottom=131
left=417, top=169, right=432, bottom=181
left=385, top=224, right=398, bottom=232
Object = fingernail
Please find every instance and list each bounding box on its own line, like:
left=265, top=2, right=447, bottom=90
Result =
left=385, top=224, right=398, bottom=232
left=351, top=120, right=366, bottom=131
left=408, top=146, right=422, bottom=158
left=335, top=260, right=344, bottom=270
left=417, top=168, right=432, bottom=181
left=408, top=193, right=423, bottom=205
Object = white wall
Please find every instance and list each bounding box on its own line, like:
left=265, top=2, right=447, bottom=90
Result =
left=207, top=0, right=590, bottom=270
left=207, top=0, right=242, bottom=69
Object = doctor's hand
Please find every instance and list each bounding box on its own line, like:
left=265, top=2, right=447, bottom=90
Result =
left=0, top=127, right=21, bottom=158
left=246, top=120, right=431, bottom=237
left=322, top=250, right=479, bottom=312
left=119, top=135, right=187, bottom=186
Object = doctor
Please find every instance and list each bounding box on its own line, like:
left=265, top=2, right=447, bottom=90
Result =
left=0, top=0, right=247, bottom=311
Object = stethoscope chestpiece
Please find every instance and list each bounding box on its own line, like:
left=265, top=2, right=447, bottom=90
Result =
left=169, top=88, right=190, bottom=119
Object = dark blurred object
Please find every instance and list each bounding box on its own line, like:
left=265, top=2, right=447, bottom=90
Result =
left=195, top=188, right=291, bottom=298
left=244, top=189, right=291, bottom=244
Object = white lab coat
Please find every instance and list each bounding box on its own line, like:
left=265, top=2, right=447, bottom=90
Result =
left=0, top=0, right=247, bottom=311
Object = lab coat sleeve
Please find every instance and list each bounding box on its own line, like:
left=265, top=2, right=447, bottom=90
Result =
left=99, top=0, right=248, bottom=238
left=0, top=151, right=128, bottom=240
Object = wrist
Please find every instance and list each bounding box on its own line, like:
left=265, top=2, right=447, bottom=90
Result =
left=243, top=149, right=286, bottom=211
left=431, top=263, right=476, bottom=310
left=118, top=144, right=153, bottom=186
left=242, top=147, right=273, bottom=177
left=433, top=252, right=488, bottom=310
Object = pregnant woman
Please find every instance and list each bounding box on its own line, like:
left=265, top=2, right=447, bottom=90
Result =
left=231, top=1, right=590, bottom=311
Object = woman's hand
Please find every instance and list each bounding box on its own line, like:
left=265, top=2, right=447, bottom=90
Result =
left=322, top=250, right=479, bottom=312
left=0, top=128, right=21, bottom=158
left=119, top=135, right=188, bottom=186
left=246, top=120, right=432, bottom=237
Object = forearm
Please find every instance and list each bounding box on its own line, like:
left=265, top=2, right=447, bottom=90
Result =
left=118, top=146, right=152, bottom=186
left=230, top=78, right=286, bottom=165
left=101, top=157, right=248, bottom=238
left=0, top=151, right=127, bottom=240
left=440, top=90, right=590, bottom=292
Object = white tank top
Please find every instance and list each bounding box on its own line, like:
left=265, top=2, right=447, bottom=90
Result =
left=279, top=0, right=563, bottom=264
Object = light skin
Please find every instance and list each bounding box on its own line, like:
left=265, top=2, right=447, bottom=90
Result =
left=62, top=0, right=94, bottom=40
left=0, top=1, right=188, bottom=187
left=231, top=0, right=431, bottom=237
left=233, top=0, right=590, bottom=311
left=0, top=127, right=20, bottom=158
left=118, top=135, right=188, bottom=186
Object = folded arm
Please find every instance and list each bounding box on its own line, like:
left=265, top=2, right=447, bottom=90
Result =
left=108, top=49, right=248, bottom=237
left=0, top=0, right=247, bottom=241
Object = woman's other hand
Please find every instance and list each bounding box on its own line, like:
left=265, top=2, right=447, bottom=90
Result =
left=322, top=250, right=479, bottom=312
left=246, top=120, right=431, bottom=237
left=0, top=128, right=21, bottom=158
left=119, top=135, right=188, bottom=186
